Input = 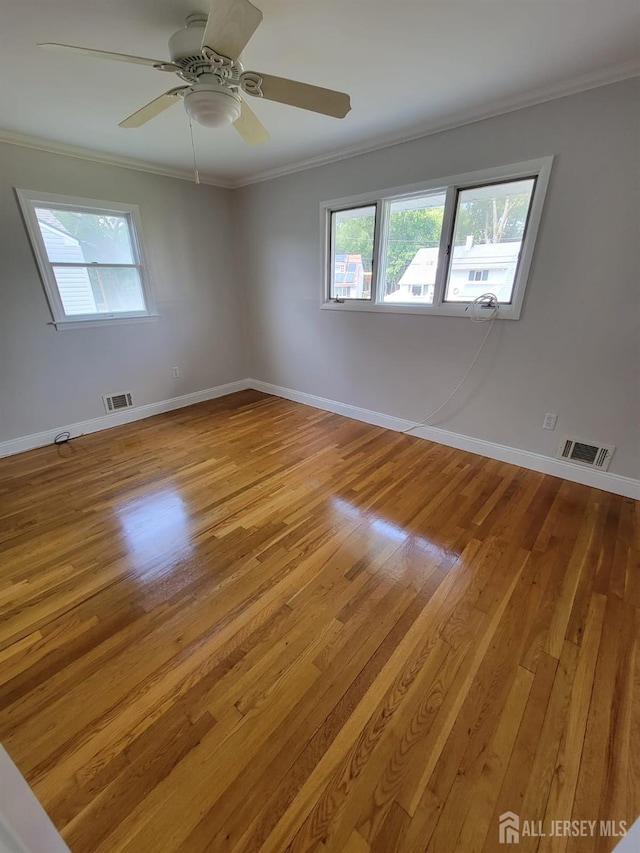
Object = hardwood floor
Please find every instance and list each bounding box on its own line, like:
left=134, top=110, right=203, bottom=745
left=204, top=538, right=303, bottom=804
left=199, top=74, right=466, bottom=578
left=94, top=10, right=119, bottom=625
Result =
left=0, top=390, right=637, bottom=852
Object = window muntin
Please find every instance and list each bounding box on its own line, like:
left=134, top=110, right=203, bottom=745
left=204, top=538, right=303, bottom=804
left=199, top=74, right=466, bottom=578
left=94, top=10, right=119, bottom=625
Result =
left=443, top=178, right=536, bottom=305
left=381, top=192, right=446, bottom=305
left=17, top=190, right=154, bottom=327
left=322, top=158, right=552, bottom=320
left=330, top=205, right=375, bottom=300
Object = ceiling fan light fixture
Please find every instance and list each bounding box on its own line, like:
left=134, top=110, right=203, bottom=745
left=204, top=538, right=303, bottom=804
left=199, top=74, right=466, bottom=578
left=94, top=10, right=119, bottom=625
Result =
left=184, top=81, right=241, bottom=127
left=39, top=0, right=352, bottom=142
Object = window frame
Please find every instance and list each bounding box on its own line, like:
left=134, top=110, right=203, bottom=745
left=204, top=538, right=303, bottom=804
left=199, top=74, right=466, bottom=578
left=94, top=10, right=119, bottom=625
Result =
left=327, top=202, right=378, bottom=303
left=320, top=157, right=553, bottom=320
left=16, top=189, right=157, bottom=330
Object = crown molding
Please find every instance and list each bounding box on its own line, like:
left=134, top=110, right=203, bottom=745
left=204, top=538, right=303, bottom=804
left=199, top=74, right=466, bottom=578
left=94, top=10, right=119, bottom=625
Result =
left=0, top=129, right=234, bottom=189
left=0, top=61, right=638, bottom=191
left=231, top=60, right=640, bottom=188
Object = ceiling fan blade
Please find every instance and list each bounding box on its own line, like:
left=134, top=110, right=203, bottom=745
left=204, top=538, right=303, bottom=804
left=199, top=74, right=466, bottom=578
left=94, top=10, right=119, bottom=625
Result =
left=247, top=73, right=351, bottom=118
left=38, top=43, right=168, bottom=67
left=201, top=0, right=263, bottom=62
left=233, top=99, right=269, bottom=144
left=119, top=88, right=187, bottom=128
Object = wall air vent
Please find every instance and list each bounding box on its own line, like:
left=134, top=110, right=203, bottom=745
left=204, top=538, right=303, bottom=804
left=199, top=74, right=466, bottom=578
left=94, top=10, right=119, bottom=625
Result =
left=103, top=392, right=134, bottom=413
left=557, top=437, right=614, bottom=471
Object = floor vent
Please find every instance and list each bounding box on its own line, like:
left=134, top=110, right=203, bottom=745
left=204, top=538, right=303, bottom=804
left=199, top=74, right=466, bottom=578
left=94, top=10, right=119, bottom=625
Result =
left=557, top=437, right=614, bottom=471
left=103, top=392, right=134, bottom=413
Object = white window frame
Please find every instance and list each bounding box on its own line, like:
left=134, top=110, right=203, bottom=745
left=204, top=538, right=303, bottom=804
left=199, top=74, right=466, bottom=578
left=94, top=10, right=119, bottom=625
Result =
left=320, top=157, right=553, bottom=320
left=16, top=189, right=158, bottom=330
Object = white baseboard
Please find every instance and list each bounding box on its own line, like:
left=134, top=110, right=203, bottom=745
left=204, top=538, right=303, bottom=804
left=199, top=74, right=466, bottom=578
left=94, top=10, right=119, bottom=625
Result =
left=0, top=379, right=251, bottom=459
left=1, top=377, right=638, bottom=500
left=249, top=379, right=640, bottom=500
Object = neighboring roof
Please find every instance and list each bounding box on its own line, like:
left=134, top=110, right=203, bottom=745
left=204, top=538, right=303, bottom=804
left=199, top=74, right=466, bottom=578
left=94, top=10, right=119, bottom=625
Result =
left=399, top=242, right=522, bottom=286
left=398, top=248, right=439, bottom=286
left=35, top=208, right=74, bottom=238
left=334, top=253, right=364, bottom=284
left=451, top=241, right=522, bottom=264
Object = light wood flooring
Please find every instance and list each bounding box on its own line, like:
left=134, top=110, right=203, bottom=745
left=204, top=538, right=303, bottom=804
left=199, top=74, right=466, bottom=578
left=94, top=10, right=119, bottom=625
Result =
left=0, top=390, right=638, bottom=852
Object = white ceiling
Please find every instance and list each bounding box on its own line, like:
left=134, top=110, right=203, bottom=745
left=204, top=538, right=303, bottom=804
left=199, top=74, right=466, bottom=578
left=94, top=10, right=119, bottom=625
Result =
left=1, top=0, right=639, bottom=186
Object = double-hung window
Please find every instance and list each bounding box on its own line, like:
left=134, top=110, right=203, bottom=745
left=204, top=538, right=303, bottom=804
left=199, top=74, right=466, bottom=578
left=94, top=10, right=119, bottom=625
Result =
left=16, top=189, right=156, bottom=329
left=322, top=158, right=552, bottom=319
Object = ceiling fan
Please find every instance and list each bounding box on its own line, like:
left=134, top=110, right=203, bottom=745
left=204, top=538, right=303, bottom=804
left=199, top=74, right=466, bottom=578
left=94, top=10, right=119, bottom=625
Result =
left=38, top=0, right=352, bottom=145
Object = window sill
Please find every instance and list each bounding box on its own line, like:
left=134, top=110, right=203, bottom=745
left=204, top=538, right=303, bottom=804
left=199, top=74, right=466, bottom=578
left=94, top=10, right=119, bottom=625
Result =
left=49, top=314, right=160, bottom=330
left=320, top=302, right=520, bottom=319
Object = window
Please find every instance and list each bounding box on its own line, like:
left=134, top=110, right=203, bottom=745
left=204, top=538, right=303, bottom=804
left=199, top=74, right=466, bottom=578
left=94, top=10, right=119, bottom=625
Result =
left=321, top=158, right=552, bottom=319
left=329, top=206, right=375, bottom=300
left=16, top=189, right=156, bottom=328
left=444, top=178, right=536, bottom=305
left=382, top=191, right=446, bottom=305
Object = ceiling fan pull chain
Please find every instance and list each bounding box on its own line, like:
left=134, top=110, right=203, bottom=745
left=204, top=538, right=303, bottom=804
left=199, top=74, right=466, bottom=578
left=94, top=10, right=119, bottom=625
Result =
left=188, top=115, right=200, bottom=184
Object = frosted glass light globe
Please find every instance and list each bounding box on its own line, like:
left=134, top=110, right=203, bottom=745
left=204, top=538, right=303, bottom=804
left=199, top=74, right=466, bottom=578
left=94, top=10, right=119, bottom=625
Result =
left=184, top=82, right=241, bottom=128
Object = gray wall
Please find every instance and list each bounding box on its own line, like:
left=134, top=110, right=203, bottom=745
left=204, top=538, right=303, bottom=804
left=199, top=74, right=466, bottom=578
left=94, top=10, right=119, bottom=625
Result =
left=1, top=81, right=638, bottom=480
left=236, top=80, right=640, bottom=479
left=0, top=143, right=246, bottom=440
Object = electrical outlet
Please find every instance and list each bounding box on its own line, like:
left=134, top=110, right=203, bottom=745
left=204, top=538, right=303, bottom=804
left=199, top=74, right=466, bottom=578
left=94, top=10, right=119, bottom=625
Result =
left=543, top=412, right=558, bottom=430
left=172, top=367, right=180, bottom=378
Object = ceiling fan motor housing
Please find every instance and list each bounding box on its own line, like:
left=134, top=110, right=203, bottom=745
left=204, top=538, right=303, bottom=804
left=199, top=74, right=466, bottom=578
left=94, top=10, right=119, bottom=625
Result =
left=168, top=14, right=208, bottom=63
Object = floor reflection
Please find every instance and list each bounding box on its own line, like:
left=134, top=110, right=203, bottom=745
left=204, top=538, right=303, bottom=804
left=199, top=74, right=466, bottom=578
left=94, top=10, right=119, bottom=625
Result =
left=330, top=496, right=455, bottom=562
left=115, top=487, right=193, bottom=573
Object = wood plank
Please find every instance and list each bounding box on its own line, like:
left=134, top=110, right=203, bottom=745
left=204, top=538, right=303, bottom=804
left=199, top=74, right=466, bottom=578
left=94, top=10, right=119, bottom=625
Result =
left=0, top=390, right=635, bottom=853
